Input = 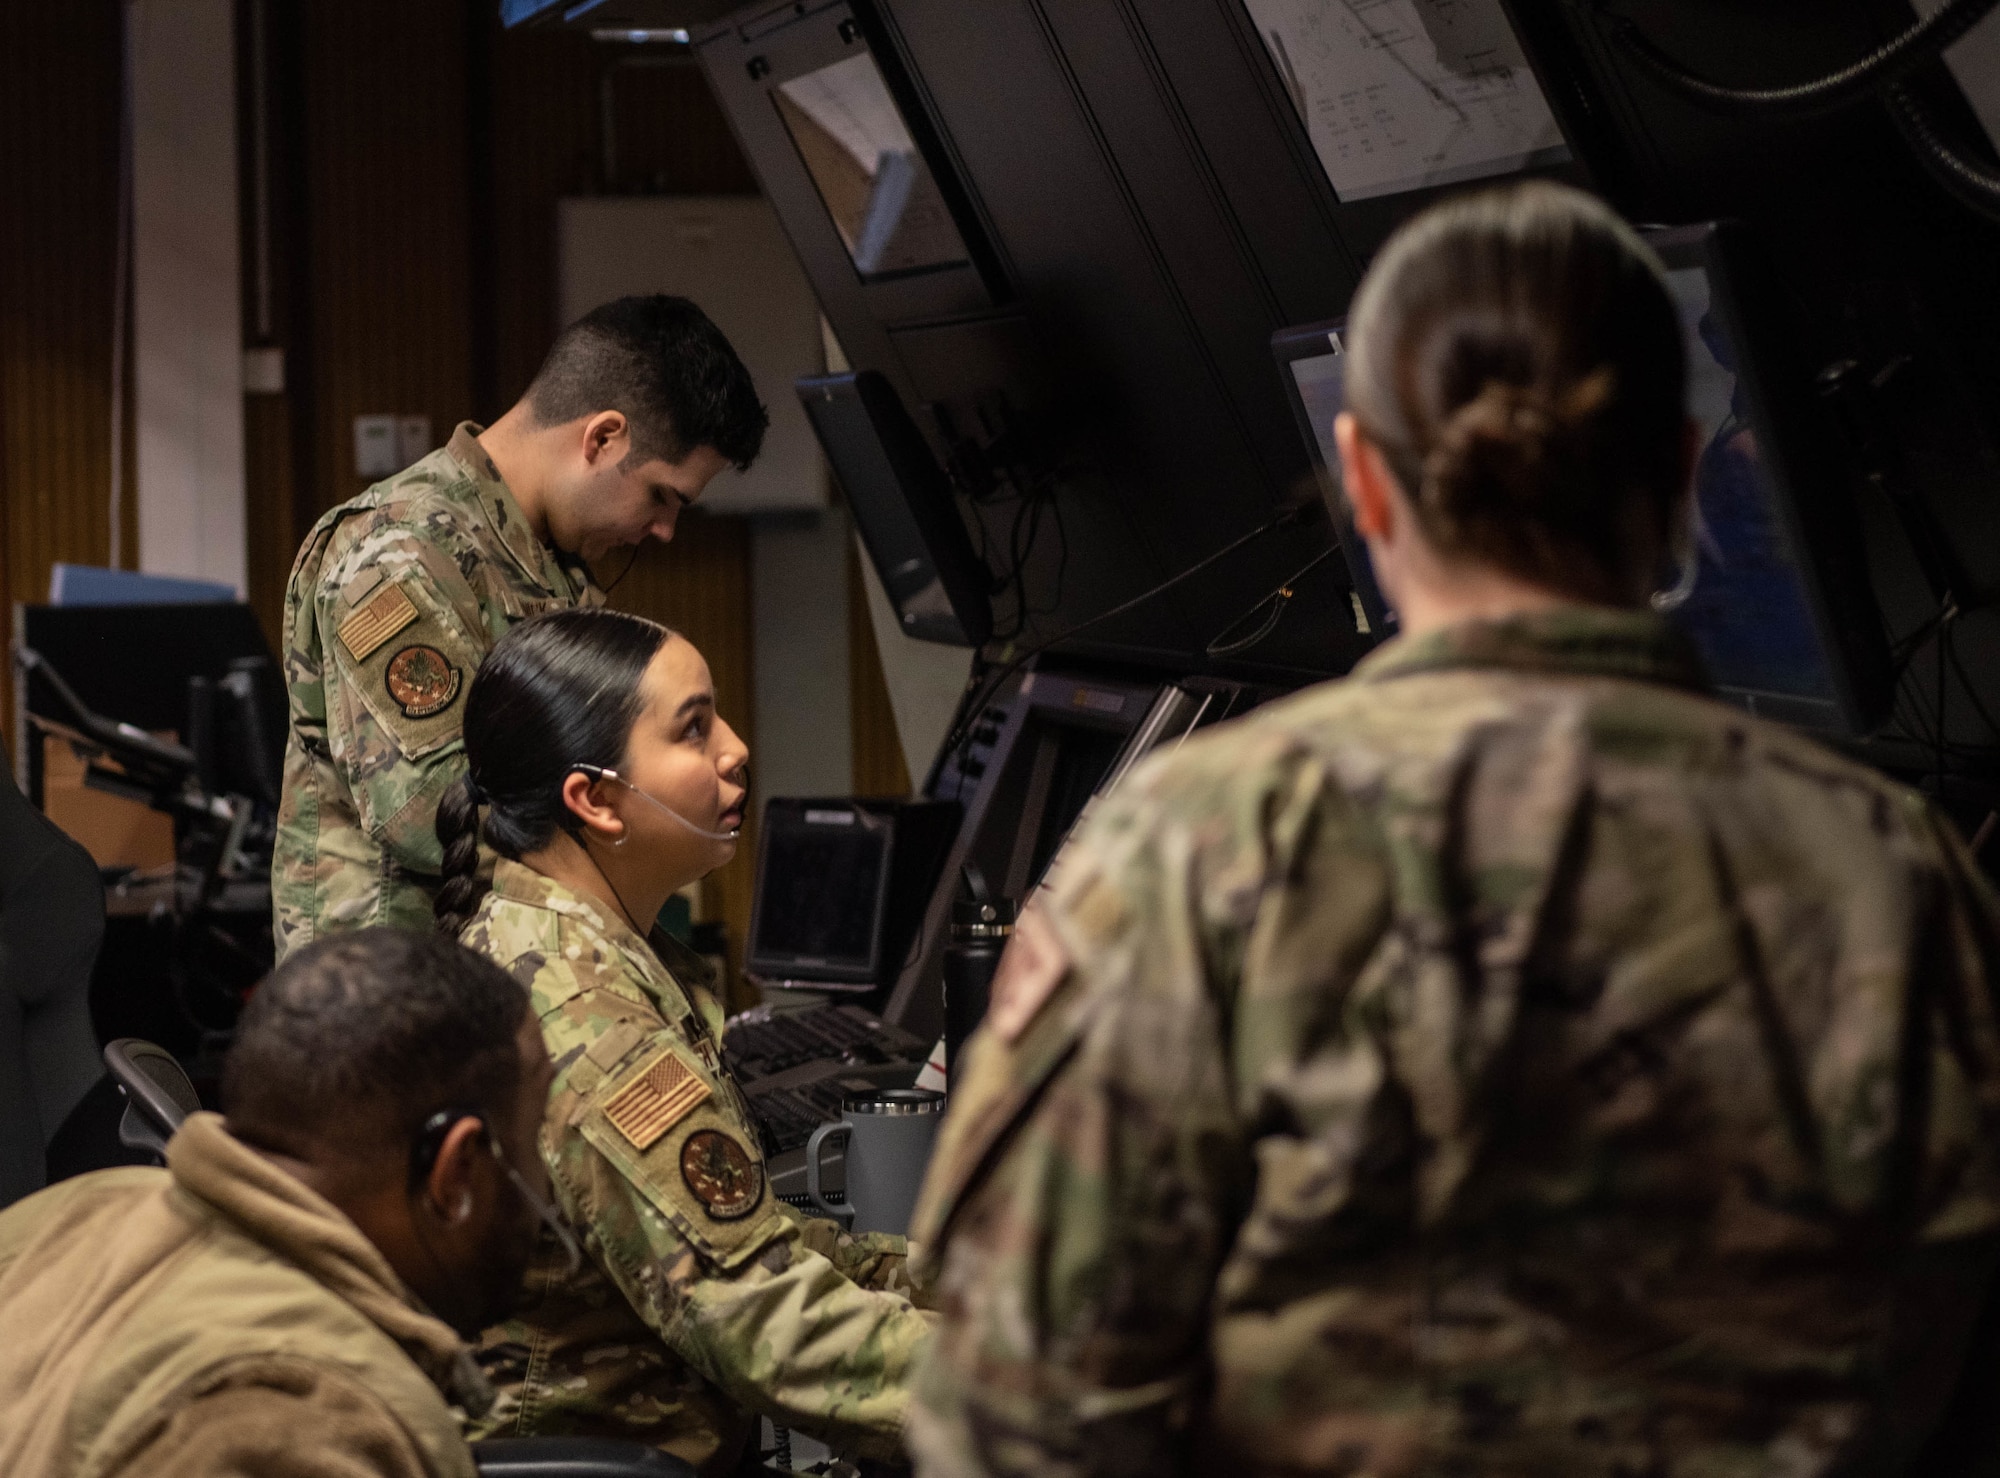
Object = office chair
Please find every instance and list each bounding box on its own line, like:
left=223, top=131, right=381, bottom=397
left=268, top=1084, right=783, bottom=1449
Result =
left=0, top=737, right=107, bottom=1207
left=102, top=1038, right=201, bottom=1161
left=100, top=1037, right=695, bottom=1478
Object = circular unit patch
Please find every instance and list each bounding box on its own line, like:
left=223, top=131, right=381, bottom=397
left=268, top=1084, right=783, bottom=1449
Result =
left=384, top=644, right=461, bottom=718
left=679, top=1129, right=763, bottom=1221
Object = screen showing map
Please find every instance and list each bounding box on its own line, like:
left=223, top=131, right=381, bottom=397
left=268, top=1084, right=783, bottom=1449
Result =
left=1243, top=0, right=1571, bottom=202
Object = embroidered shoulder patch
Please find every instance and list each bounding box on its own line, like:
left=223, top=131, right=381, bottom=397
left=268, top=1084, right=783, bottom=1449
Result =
left=337, top=582, right=419, bottom=662
left=680, top=1129, right=763, bottom=1220
left=602, top=1049, right=710, bottom=1151
left=384, top=643, right=461, bottom=718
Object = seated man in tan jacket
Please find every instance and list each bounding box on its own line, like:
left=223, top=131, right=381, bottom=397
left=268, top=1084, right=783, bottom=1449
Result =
left=0, top=928, right=559, bottom=1478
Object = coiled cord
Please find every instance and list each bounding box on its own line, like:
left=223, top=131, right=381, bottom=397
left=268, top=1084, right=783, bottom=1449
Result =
left=1607, top=0, right=2000, bottom=117
left=1884, top=78, right=2000, bottom=222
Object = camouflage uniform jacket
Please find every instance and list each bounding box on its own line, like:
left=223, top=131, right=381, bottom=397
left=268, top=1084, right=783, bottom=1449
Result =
left=461, top=859, right=935, bottom=1473
left=907, top=608, right=2000, bottom=1478
left=273, top=423, right=602, bottom=958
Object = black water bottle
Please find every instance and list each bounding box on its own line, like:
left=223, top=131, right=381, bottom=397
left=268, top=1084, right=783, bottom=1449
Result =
left=942, top=893, right=1015, bottom=1074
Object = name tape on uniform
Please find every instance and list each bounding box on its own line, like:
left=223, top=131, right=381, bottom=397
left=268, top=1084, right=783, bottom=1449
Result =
left=603, top=1049, right=711, bottom=1151
left=337, top=583, right=420, bottom=663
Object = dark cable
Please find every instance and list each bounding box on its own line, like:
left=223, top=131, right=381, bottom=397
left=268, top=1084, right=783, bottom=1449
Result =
left=1047, top=492, right=1071, bottom=618
left=937, top=504, right=1317, bottom=765
left=1884, top=80, right=2000, bottom=224
left=1606, top=0, right=2000, bottom=117
left=601, top=545, right=643, bottom=596
left=1203, top=545, right=1339, bottom=658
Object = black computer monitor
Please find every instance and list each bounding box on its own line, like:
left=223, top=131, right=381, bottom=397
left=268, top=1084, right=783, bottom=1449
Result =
left=1271, top=220, right=1892, bottom=735
left=747, top=797, right=959, bottom=990
left=797, top=370, right=992, bottom=648
left=1269, top=319, right=1396, bottom=644
left=14, top=601, right=285, bottom=806
left=1645, top=221, right=1892, bottom=734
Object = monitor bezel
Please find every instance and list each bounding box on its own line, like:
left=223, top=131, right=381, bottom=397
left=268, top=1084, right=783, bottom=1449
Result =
left=1268, top=317, right=1395, bottom=648
left=797, top=369, right=993, bottom=648
left=1646, top=220, right=1894, bottom=736
left=1270, top=220, right=1894, bottom=736
left=746, top=798, right=897, bottom=986
left=697, top=1, right=1008, bottom=324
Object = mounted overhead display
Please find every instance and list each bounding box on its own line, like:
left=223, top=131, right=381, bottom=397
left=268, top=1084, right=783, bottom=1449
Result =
left=1242, top=0, right=1571, bottom=202
left=774, top=52, right=972, bottom=281
left=1642, top=221, right=1892, bottom=736
left=695, top=0, right=1995, bottom=755
left=1270, top=220, right=1895, bottom=737
left=797, top=369, right=993, bottom=648
left=1269, top=321, right=1395, bottom=643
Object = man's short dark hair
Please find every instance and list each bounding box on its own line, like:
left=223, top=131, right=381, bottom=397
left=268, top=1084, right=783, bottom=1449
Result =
left=527, top=295, right=768, bottom=471
left=222, top=930, right=529, bottom=1165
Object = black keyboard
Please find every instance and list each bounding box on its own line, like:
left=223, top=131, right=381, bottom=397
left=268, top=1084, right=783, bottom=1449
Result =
left=724, top=1003, right=928, bottom=1082
left=725, top=1004, right=931, bottom=1156
left=752, top=1078, right=866, bottom=1155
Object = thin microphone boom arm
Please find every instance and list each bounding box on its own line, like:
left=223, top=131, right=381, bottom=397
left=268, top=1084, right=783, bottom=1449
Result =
left=568, top=764, right=743, bottom=842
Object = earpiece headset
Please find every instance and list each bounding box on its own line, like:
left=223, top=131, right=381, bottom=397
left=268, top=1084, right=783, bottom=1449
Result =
left=411, top=1107, right=475, bottom=1188
left=567, top=763, right=743, bottom=842
left=410, top=1108, right=584, bottom=1276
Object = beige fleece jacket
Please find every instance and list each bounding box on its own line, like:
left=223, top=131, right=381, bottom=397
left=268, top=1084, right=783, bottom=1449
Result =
left=0, top=1112, right=489, bottom=1478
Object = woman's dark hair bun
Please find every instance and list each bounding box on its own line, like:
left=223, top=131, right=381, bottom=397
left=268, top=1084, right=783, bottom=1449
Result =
left=1421, top=368, right=1615, bottom=534
left=1343, top=181, right=1686, bottom=605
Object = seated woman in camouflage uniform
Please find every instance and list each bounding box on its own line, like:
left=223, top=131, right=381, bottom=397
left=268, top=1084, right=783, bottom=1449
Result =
left=434, top=608, right=933, bottom=1474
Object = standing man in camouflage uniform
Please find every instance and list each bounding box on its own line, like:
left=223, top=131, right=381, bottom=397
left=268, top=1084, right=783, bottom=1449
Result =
left=909, top=183, right=2000, bottom=1477
left=274, top=295, right=767, bottom=958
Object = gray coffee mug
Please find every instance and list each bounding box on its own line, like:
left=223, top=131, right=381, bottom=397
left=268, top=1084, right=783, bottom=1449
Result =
left=804, top=1088, right=946, bottom=1236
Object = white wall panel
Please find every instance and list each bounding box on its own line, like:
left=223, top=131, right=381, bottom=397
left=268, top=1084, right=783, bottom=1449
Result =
left=559, top=195, right=826, bottom=513
left=131, top=0, right=245, bottom=593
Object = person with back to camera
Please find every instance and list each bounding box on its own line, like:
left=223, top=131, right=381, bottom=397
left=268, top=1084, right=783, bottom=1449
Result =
left=905, top=180, right=2000, bottom=1477
left=0, top=928, right=562, bottom=1478
left=433, top=608, right=936, bottom=1474
left=274, top=294, right=768, bottom=961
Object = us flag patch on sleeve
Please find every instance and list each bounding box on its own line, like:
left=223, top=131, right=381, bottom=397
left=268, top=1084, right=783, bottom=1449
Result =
left=337, top=582, right=419, bottom=662
left=602, top=1049, right=711, bottom=1151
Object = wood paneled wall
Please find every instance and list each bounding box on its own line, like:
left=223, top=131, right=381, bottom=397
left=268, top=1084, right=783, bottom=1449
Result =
left=2, top=1, right=911, bottom=980
left=0, top=2, right=133, bottom=751
left=298, top=3, right=476, bottom=520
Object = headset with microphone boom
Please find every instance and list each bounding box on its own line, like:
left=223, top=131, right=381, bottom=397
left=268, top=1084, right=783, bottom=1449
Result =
left=567, top=763, right=743, bottom=842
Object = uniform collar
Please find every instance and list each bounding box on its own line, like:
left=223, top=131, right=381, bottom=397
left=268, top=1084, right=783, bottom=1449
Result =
left=442, top=422, right=601, bottom=605
left=487, top=857, right=719, bottom=1014
left=1351, top=607, right=1710, bottom=692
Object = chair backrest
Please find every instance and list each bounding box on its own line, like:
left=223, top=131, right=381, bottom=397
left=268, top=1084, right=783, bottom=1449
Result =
left=103, top=1038, right=200, bottom=1162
